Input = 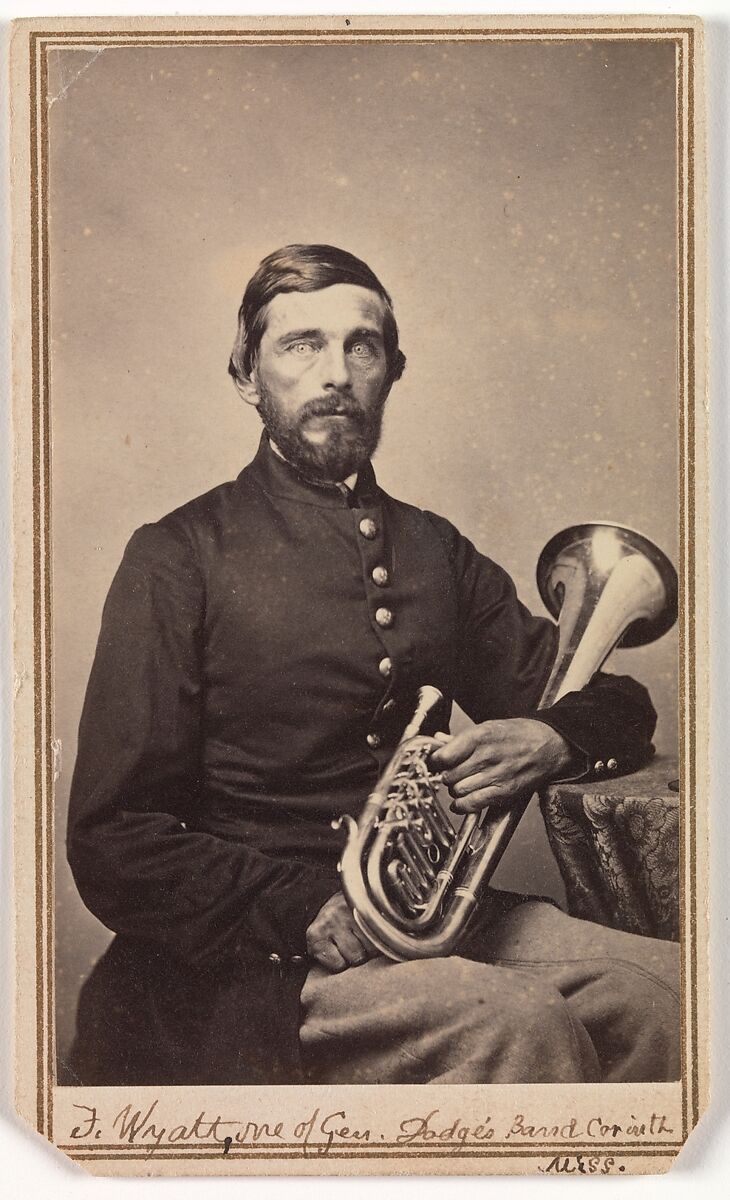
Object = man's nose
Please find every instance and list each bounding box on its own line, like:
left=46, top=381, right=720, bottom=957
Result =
left=318, top=342, right=351, bottom=390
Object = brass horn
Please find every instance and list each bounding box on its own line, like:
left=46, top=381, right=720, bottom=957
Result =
left=334, top=523, right=678, bottom=962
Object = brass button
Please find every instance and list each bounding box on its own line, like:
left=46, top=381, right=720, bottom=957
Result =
left=268, top=952, right=282, bottom=964
left=379, top=656, right=392, bottom=678
left=359, top=517, right=378, bottom=540
left=383, top=699, right=396, bottom=714
left=607, top=758, right=618, bottom=771
left=594, top=761, right=605, bottom=773
left=291, top=954, right=305, bottom=964
left=375, top=607, right=393, bottom=628
left=366, top=732, right=381, bottom=749
left=372, top=566, right=389, bottom=587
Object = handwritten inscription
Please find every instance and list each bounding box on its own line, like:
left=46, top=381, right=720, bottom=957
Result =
left=397, top=1109, right=494, bottom=1145
left=540, top=1155, right=625, bottom=1174
left=67, top=1101, right=674, bottom=1157
left=506, top=1112, right=673, bottom=1140
left=71, top=1101, right=371, bottom=1156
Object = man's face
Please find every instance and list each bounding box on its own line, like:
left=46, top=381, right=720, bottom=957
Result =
left=249, top=284, right=393, bottom=483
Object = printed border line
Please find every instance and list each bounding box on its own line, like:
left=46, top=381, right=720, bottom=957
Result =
left=33, top=19, right=695, bottom=1146
left=33, top=33, right=54, bottom=1141
left=676, top=33, right=688, bottom=1143
left=40, top=39, right=56, bottom=1146
left=32, top=18, right=696, bottom=1142
left=29, top=27, right=45, bottom=1141
left=29, top=25, right=699, bottom=39
left=65, top=1149, right=678, bottom=1164
left=685, top=26, right=699, bottom=1134
left=33, top=35, right=690, bottom=53
left=57, top=1139, right=685, bottom=1153
left=31, top=35, right=691, bottom=55
left=29, top=24, right=697, bottom=1156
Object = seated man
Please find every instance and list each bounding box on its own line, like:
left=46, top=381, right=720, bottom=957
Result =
left=66, top=243, right=679, bottom=1086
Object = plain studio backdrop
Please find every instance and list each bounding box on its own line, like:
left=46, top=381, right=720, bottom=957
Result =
left=47, top=39, right=679, bottom=1067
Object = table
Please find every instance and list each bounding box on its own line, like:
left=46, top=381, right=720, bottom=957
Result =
left=540, top=755, right=679, bottom=942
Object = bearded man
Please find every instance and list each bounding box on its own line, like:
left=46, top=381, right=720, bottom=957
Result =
left=67, top=244, right=679, bottom=1086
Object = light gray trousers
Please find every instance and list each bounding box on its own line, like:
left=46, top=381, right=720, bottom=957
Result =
left=299, top=901, right=680, bottom=1084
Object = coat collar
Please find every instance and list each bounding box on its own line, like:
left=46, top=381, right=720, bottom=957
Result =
left=242, top=432, right=381, bottom=509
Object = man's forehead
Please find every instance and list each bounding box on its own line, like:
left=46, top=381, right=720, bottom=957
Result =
left=262, top=284, right=387, bottom=338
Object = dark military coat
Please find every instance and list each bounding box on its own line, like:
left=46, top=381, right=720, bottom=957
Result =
left=66, top=435, right=656, bottom=1085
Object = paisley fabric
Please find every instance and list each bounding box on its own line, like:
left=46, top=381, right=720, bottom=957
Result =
left=541, top=760, right=679, bottom=941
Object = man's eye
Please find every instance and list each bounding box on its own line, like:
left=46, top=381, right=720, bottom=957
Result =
left=350, top=341, right=376, bottom=358
left=290, top=342, right=316, bottom=355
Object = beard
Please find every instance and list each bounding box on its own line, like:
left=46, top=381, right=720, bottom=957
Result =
left=256, top=383, right=389, bottom=483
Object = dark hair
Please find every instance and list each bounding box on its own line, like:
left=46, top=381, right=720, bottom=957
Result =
left=228, top=243, right=406, bottom=384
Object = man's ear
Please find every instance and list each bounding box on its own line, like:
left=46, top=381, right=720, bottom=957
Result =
left=232, top=373, right=261, bottom=408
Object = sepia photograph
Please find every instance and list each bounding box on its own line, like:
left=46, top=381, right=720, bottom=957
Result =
left=9, top=13, right=708, bottom=1178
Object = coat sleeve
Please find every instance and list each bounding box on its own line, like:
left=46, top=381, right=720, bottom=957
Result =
left=67, top=522, right=339, bottom=971
left=442, top=522, right=657, bottom=780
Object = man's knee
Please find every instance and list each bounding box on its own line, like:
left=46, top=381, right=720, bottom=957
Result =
left=637, top=937, right=680, bottom=998
left=439, top=957, right=597, bottom=1083
left=368, top=956, right=562, bottom=1033
left=581, top=960, right=680, bottom=1082
left=432, top=957, right=576, bottom=1042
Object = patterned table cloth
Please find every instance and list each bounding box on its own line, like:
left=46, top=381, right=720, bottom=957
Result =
left=540, top=756, right=679, bottom=942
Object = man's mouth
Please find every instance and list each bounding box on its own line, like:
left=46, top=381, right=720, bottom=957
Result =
left=300, top=394, right=363, bottom=421
left=303, top=412, right=357, bottom=440
left=306, top=411, right=352, bottom=423
left=303, top=405, right=362, bottom=426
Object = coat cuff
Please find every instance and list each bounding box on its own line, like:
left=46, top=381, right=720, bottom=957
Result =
left=529, top=703, right=654, bottom=786
left=528, top=712, right=593, bottom=783
left=236, top=870, right=341, bottom=968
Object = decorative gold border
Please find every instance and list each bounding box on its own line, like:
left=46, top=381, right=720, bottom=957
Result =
left=23, top=17, right=702, bottom=1170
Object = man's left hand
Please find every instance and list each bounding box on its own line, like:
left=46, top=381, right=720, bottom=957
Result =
left=429, top=718, right=581, bottom=815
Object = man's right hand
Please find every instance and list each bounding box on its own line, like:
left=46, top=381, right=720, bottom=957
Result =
left=305, top=892, right=379, bottom=972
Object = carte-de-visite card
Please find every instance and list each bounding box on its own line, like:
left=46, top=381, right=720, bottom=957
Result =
left=9, top=13, right=708, bottom=1178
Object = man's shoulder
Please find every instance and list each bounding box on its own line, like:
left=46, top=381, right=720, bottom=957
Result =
left=380, top=489, right=468, bottom=550
left=124, top=474, right=253, bottom=562
left=381, top=489, right=510, bottom=589
left=157, top=476, right=244, bottom=530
